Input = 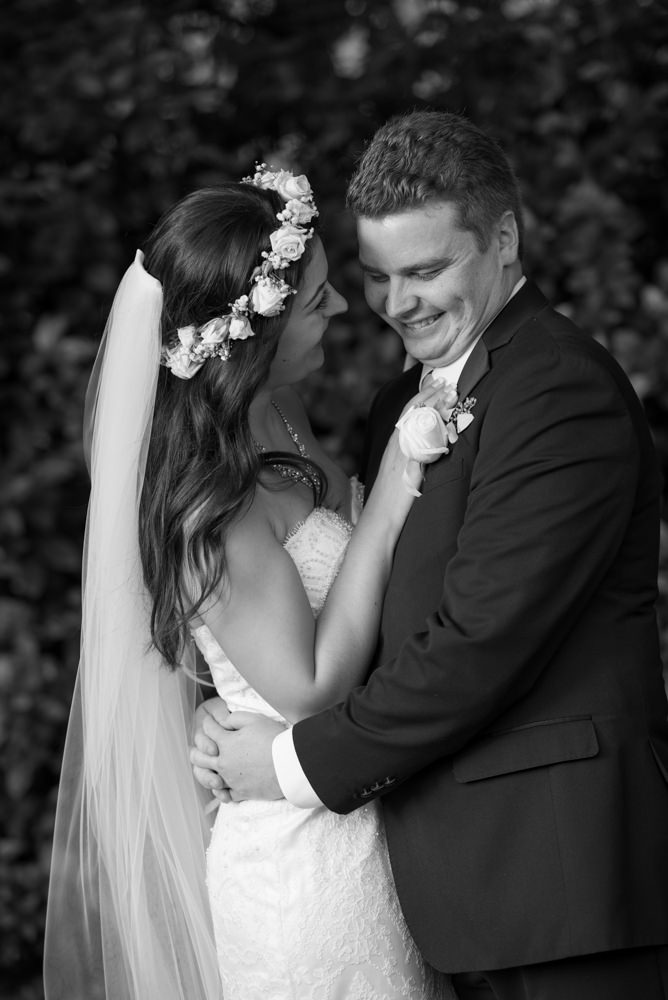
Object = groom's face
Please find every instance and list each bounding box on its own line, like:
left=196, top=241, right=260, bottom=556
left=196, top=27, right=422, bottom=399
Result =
left=357, top=199, right=519, bottom=368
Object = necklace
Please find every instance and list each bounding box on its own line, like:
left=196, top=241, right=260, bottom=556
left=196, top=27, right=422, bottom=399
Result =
left=254, top=400, right=318, bottom=490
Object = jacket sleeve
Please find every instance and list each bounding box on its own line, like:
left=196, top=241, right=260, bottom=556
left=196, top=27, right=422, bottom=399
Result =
left=292, top=337, right=647, bottom=812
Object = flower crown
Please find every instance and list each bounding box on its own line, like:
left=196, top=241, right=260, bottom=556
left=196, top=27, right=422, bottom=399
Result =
left=160, top=165, right=318, bottom=380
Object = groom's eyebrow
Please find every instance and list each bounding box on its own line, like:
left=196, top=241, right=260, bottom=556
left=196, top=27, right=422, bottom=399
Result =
left=359, top=255, right=449, bottom=275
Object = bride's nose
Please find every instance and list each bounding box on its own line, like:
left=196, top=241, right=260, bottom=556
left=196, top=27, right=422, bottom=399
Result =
left=326, top=284, right=348, bottom=317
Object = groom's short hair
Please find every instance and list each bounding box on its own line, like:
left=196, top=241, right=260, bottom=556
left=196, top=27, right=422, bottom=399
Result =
left=346, top=110, right=524, bottom=256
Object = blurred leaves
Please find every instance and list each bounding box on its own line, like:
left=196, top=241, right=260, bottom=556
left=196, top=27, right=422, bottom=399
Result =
left=2, top=0, right=668, bottom=993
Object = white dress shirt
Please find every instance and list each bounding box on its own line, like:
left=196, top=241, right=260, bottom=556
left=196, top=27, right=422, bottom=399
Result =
left=272, top=276, right=527, bottom=808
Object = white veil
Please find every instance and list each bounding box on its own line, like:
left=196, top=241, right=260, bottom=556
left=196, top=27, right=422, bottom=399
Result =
left=43, top=251, right=223, bottom=999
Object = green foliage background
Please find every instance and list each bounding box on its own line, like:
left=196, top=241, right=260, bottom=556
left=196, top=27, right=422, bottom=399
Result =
left=2, top=0, right=667, bottom=994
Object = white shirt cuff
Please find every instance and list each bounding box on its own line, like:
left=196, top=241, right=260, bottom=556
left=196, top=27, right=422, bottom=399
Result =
left=272, top=727, right=324, bottom=809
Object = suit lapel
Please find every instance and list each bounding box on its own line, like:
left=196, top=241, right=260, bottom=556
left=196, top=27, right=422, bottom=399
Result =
left=457, top=338, right=489, bottom=400
left=457, top=279, right=549, bottom=397
left=418, top=280, right=549, bottom=493
left=367, top=281, right=549, bottom=490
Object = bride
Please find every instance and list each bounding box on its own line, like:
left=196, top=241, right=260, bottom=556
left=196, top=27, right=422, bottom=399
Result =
left=43, top=166, right=455, bottom=999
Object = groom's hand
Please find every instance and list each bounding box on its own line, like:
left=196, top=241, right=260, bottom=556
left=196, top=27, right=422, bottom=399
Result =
left=190, top=711, right=286, bottom=802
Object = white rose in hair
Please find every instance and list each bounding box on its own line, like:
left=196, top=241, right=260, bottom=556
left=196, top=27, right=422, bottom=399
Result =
left=270, top=224, right=309, bottom=261
left=163, top=348, right=205, bottom=381
left=273, top=171, right=312, bottom=202
left=282, top=198, right=317, bottom=225
left=256, top=170, right=277, bottom=187
left=198, top=316, right=231, bottom=344
left=177, top=325, right=197, bottom=348
left=250, top=277, right=287, bottom=316
left=395, top=406, right=454, bottom=462
left=229, top=315, right=253, bottom=340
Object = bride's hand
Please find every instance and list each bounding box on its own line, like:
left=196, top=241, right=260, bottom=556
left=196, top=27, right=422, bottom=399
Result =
left=372, top=377, right=458, bottom=512
left=191, top=696, right=232, bottom=794
left=400, top=372, right=459, bottom=424
left=190, top=712, right=286, bottom=803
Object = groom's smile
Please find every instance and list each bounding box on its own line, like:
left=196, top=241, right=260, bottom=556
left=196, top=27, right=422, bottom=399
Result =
left=357, top=199, right=521, bottom=368
left=402, top=312, right=445, bottom=332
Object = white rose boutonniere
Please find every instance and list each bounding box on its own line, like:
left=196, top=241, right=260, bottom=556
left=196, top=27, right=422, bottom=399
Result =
left=395, top=406, right=456, bottom=497
left=396, top=406, right=455, bottom=462
left=395, top=395, right=477, bottom=496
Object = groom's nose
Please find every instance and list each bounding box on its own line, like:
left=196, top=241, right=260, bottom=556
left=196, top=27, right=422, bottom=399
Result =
left=384, top=277, right=418, bottom=320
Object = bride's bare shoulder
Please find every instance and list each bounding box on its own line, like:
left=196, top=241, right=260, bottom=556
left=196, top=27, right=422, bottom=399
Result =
left=227, top=488, right=281, bottom=549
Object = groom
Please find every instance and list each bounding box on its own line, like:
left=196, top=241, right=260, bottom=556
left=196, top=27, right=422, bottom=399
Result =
left=192, top=111, right=668, bottom=998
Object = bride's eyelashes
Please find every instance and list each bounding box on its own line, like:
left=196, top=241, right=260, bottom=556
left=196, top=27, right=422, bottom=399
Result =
left=315, top=287, right=331, bottom=311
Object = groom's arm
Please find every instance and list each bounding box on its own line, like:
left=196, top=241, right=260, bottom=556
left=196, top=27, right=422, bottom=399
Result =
left=290, top=332, right=658, bottom=813
left=272, top=727, right=323, bottom=806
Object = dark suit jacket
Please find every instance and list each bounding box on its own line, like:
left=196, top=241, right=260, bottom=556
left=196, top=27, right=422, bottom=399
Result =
left=293, top=280, right=668, bottom=973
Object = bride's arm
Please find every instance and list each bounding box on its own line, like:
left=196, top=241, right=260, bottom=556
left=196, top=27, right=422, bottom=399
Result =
left=198, top=381, right=450, bottom=723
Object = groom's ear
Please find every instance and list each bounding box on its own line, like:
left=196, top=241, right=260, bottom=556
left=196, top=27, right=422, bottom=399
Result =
left=497, top=211, right=519, bottom=265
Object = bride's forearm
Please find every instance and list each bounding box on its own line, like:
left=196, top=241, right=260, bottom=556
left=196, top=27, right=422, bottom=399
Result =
left=300, top=448, right=417, bottom=716
left=314, top=525, right=398, bottom=683
left=284, top=519, right=402, bottom=723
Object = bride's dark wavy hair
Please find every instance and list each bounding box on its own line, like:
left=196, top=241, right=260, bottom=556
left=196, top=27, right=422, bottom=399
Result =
left=139, top=183, right=324, bottom=667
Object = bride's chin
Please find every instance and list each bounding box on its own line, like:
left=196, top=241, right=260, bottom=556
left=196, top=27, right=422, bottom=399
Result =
left=307, top=344, right=326, bottom=368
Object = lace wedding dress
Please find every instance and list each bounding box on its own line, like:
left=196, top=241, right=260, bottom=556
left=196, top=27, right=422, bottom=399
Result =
left=192, top=505, right=451, bottom=1000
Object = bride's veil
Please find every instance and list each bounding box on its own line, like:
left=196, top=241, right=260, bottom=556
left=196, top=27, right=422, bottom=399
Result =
left=43, top=251, right=222, bottom=999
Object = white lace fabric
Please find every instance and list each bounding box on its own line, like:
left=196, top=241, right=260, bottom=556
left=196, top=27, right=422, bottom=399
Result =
left=192, top=506, right=450, bottom=1000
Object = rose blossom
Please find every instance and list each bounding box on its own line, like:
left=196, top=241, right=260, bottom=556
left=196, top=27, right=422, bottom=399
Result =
left=229, top=315, right=254, bottom=340
left=255, top=169, right=277, bottom=188
left=282, top=198, right=317, bottom=225
left=176, top=325, right=197, bottom=348
left=273, top=171, right=312, bottom=202
left=270, top=224, right=309, bottom=261
left=395, top=406, right=453, bottom=463
left=164, top=348, right=205, bottom=381
left=249, top=277, right=287, bottom=316
left=198, top=317, right=231, bottom=344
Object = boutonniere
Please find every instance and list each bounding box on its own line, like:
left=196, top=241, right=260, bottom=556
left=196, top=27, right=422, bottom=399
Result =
left=395, top=395, right=476, bottom=496
left=447, top=395, right=477, bottom=434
